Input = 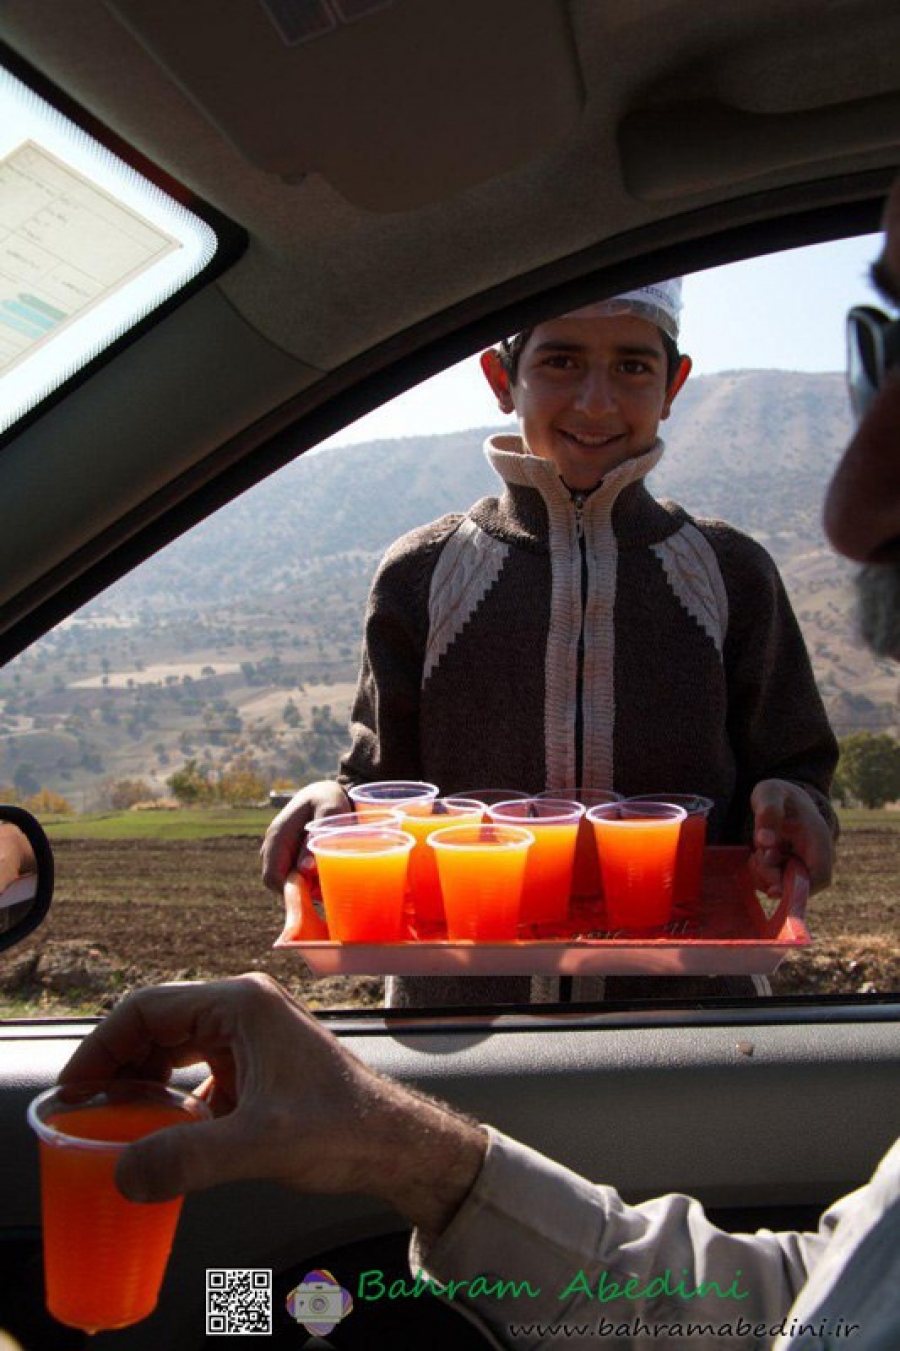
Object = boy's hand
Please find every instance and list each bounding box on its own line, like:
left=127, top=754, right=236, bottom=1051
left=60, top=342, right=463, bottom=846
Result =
left=749, top=778, right=835, bottom=897
left=260, top=781, right=351, bottom=892
left=59, top=974, right=487, bottom=1241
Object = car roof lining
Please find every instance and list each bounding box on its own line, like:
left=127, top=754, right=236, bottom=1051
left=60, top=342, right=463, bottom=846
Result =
left=620, top=94, right=900, bottom=203
left=2, top=0, right=897, bottom=371
left=108, top=0, right=586, bottom=213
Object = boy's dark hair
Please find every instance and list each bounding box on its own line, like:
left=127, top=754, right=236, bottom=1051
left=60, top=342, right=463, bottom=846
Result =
left=498, top=327, right=683, bottom=388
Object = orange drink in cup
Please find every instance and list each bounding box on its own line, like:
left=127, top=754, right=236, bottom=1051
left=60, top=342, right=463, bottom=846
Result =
left=487, top=798, right=585, bottom=925
left=625, top=794, right=713, bottom=916
left=307, top=826, right=414, bottom=941
left=587, top=802, right=686, bottom=931
left=428, top=823, right=533, bottom=940
left=398, top=797, right=484, bottom=925
left=538, top=788, right=621, bottom=899
left=279, top=811, right=403, bottom=942
left=304, top=809, right=401, bottom=883
left=27, top=1080, right=210, bottom=1334
left=347, top=780, right=438, bottom=821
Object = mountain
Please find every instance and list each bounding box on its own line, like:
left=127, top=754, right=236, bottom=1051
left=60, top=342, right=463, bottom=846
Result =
left=1, top=370, right=896, bottom=805
left=85, top=368, right=848, bottom=604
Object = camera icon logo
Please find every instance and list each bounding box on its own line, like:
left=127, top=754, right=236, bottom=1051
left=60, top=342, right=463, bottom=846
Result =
left=286, top=1268, right=353, bottom=1335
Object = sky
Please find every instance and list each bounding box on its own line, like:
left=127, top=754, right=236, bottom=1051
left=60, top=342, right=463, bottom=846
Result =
left=318, top=231, right=885, bottom=450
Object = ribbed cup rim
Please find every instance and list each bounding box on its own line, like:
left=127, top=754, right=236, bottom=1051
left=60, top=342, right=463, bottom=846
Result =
left=428, top=824, right=535, bottom=850
left=307, top=827, right=415, bottom=855
left=399, top=797, right=484, bottom=818
left=488, top=798, right=586, bottom=823
left=27, top=1079, right=210, bottom=1150
left=587, top=803, right=687, bottom=824
left=306, top=809, right=401, bottom=832
left=537, top=788, right=622, bottom=804
left=623, top=793, right=714, bottom=815
left=347, top=780, right=439, bottom=803
left=455, top=789, right=529, bottom=808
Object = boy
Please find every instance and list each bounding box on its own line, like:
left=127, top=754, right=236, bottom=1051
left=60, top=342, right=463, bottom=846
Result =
left=263, top=281, right=838, bottom=1004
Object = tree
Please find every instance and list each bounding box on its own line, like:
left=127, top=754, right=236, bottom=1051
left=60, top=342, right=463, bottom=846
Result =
left=167, top=759, right=213, bottom=805
left=837, top=732, right=900, bottom=810
left=26, top=787, right=73, bottom=816
left=108, top=778, right=157, bottom=810
left=218, top=755, right=267, bottom=806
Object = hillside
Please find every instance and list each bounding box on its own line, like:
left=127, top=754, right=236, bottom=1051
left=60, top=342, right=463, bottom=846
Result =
left=0, top=369, right=896, bottom=806
left=48, top=371, right=849, bottom=607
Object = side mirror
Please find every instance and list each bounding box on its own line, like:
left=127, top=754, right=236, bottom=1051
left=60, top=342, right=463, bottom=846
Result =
left=0, top=805, right=54, bottom=955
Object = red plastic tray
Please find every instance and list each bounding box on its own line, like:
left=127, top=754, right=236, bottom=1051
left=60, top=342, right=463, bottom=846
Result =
left=276, top=846, right=810, bottom=977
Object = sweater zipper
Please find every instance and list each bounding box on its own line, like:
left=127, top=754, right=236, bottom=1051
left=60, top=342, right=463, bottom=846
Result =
left=573, top=492, right=588, bottom=786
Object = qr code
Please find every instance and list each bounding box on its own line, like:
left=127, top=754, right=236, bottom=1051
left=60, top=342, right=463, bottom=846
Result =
left=206, top=1268, right=273, bottom=1336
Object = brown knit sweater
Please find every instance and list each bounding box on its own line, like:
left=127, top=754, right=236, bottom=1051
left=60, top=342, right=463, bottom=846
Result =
left=338, top=434, right=838, bottom=1005
left=341, top=434, right=836, bottom=826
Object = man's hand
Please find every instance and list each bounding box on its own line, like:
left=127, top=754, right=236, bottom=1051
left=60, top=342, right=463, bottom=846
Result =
left=59, top=974, right=487, bottom=1242
left=749, top=779, right=835, bottom=897
left=260, top=781, right=351, bottom=892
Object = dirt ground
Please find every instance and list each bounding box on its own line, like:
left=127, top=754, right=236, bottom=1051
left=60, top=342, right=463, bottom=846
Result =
left=1, top=827, right=897, bottom=1015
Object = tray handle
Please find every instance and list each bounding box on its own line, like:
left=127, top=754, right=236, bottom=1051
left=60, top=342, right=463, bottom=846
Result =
left=762, top=857, right=810, bottom=938
left=278, top=868, right=329, bottom=944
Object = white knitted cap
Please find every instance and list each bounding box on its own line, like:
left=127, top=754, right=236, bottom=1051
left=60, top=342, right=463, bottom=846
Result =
left=562, top=279, right=682, bottom=342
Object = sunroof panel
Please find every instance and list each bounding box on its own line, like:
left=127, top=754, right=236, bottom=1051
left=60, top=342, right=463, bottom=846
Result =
left=0, top=64, right=218, bottom=434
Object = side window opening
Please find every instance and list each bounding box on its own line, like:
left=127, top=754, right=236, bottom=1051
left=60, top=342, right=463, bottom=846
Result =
left=0, top=232, right=897, bottom=1019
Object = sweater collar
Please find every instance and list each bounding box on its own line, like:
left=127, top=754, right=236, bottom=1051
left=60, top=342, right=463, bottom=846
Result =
left=485, top=432, right=665, bottom=509
left=482, top=433, right=683, bottom=546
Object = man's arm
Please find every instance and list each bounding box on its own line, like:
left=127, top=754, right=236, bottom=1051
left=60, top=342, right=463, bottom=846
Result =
left=60, top=974, right=486, bottom=1242
left=716, top=528, right=839, bottom=894
left=261, top=526, right=447, bottom=896
left=60, top=974, right=842, bottom=1351
left=337, top=527, right=441, bottom=789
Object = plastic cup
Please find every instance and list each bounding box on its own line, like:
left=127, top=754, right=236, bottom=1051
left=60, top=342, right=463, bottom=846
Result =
left=538, top=788, right=621, bottom=898
left=625, top=794, right=714, bottom=912
left=305, top=809, right=401, bottom=835
left=27, top=1079, right=210, bottom=1334
left=428, top=823, right=533, bottom=941
left=456, top=789, right=529, bottom=818
left=397, top=798, right=484, bottom=924
left=307, top=826, right=414, bottom=941
left=347, top=780, right=439, bottom=821
left=587, top=802, right=686, bottom=930
left=487, top=798, right=585, bottom=925
left=282, top=813, right=405, bottom=944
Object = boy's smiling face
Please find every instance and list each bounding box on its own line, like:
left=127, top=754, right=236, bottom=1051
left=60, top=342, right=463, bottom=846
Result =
left=482, top=313, right=690, bottom=491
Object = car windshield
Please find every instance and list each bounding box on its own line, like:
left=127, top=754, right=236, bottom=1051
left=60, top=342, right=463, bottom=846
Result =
left=1, top=233, right=898, bottom=1019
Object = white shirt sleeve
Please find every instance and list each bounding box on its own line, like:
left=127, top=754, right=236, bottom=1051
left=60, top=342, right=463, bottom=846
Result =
left=410, top=1127, right=839, bottom=1350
